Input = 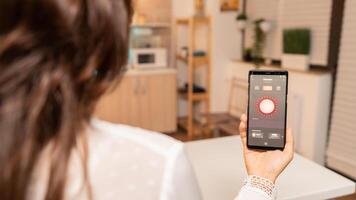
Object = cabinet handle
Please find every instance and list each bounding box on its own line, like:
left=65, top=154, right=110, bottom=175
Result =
left=140, top=80, right=146, bottom=95
left=134, top=78, right=140, bottom=95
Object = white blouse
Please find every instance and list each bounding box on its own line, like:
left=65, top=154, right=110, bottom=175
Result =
left=30, top=119, right=274, bottom=200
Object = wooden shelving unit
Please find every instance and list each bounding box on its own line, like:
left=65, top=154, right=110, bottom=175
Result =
left=176, top=55, right=209, bottom=67
left=177, top=89, right=208, bottom=101
left=130, top=23, right=171, bottom=29
left=177, top=117, right=207, bottom=137
left=175, top=17, right=212, bottom=139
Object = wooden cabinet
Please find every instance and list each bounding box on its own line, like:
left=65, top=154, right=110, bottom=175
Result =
left=94, top=69, right=177, bottom=133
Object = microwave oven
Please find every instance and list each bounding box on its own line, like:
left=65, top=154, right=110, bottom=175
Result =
left=130, top=48, right=167, bottom=69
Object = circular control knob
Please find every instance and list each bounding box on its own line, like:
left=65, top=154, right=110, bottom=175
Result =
left=259, top=99, right=275, bottom=114
left=256, top=96, right=277, bottom=116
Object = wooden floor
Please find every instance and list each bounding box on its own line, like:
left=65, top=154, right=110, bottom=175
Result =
left=166, top=128, right=215, bottom=142
left=335, top=193, right=356, bottom=200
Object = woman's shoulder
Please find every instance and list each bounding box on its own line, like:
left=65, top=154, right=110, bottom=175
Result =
left=89, top=118, right=183, bottom=156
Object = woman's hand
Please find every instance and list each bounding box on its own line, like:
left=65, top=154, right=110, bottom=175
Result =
left=239, top=114, right=294, bottom=183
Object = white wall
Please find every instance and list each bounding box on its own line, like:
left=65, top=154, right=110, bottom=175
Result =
left=327, top=0, right=356, bottom=179
left=173, top=0, right=242, bottom=115
left=281, top=0, right=332, bottom=65
left=172, top=0, right=194, bottom=17
left=172, top=0, right=194, bottom=117
left=244, top=0, right=281, bottom=60
left=207, top=0, right=242, bottom=113
left=245, top=0, right=333, bottom=66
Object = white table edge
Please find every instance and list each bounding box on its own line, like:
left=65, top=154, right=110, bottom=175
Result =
left=185, top=136, right=356, bottom=200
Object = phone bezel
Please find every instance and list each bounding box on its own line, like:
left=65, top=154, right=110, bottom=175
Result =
left=247, top=70, right=288, bottom=151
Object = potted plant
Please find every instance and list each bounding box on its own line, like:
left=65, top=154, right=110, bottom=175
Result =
left=236, top=13, right=248, bottom=30
left=243, top=48, right=253, bottom=62
left=282, top=28, right=311, bottom=71
left=252, top=18, right=266, bottom=67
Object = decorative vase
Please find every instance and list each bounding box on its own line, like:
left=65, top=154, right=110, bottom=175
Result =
left=260, top=21, right=272, bottom=33
left=236, top=20, right=247, bottom=30
left=195, top=0, right=205, bottom=17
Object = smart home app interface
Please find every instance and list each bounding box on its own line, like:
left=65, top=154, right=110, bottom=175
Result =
left=248, top=74, right=287, bottom=148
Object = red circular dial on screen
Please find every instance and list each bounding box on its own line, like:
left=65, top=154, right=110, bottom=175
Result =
left=256, top=96, right=277, bottom=116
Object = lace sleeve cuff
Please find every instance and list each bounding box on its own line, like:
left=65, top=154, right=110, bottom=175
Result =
left=243, top=175, right=277, bottom=199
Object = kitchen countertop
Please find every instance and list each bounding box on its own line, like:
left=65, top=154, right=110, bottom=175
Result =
left=230, top=60, right=332, bottom=76
left=123, top=68, right=176, bottom=76
left=185, top=136, right=355, bottom=200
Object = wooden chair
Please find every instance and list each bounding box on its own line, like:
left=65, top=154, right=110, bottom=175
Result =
left=208, top=78, right=248, bottom=136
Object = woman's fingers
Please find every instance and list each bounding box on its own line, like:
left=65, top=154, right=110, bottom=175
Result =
left=239, top=114, right=247, bottom=138
left=239, top=114, right=248, bottom=150
left=240, top=113, right=247, bottom=123
left=239, top=120, right=246, bottom=137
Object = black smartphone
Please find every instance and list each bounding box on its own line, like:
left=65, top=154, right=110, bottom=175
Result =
left=247, top=70, right=288, bottom=150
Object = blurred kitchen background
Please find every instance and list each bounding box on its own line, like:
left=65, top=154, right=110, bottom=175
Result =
left=94, top=1, right=356, bottom=199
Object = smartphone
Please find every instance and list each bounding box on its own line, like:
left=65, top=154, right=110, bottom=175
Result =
left=247, top=70, right=288, bottom=150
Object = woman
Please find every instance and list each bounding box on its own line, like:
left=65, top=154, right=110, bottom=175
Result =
left=0, top=0, right=294, bottom=199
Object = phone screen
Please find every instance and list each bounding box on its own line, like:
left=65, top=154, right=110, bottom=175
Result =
left=247, top=71, right=288, bottom=150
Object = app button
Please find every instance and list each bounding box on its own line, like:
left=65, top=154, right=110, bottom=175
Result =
left=260, top=99, right=275, bottom=114
left=263, top=85, right=273, bottom=91
left=256, top=96, right=278, bottom=116
left=251, top=132, right=264, bottom=139
left=269, top=133, right=281, bottom=139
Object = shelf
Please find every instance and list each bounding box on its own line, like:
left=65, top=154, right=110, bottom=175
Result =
left=176, top=18, right=189, bottom=25
left=175, top=16, right=211, bottom=138
left=176, top=55, right=188, bottom=62
left=130, top=23, right=171, bottom=28
left=177, top=117, right=210, bottom=136
left=176, top=17, right=210, bottom=26
left=178, top=89, right=209, bottom=101
left=176, top=55, right=209, bottom=66
left=193, top=56, right=209, bottom=66
left=193, top=17, right=211, bottom=24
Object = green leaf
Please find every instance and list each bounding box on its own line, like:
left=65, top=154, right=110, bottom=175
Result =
left=283, top=28, right=311, bottom=55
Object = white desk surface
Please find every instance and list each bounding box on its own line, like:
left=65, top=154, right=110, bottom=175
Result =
left=185, top=136, right=355, bottom=200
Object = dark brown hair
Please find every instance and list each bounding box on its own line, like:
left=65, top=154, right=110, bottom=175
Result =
left=0, top=0, right=133, bottom=199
